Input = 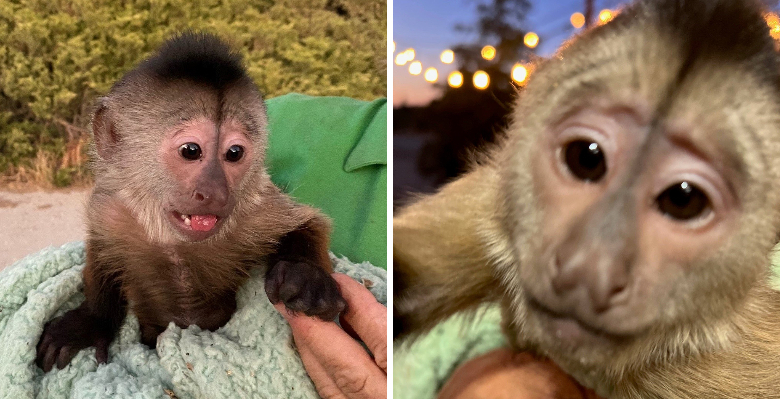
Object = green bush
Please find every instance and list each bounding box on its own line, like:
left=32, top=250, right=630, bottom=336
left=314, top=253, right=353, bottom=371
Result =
left=0, top=0, right=387, bottom=184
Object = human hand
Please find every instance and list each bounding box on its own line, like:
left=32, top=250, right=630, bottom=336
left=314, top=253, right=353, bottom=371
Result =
left=437, top=349, right=603, bottom=399
left=274, top=273, right=387, bottom=399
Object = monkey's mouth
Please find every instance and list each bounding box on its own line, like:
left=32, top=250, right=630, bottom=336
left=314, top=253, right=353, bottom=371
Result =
left=527, top=297, right=632, bottom=345
left=169, top=210, right=223, bottom=239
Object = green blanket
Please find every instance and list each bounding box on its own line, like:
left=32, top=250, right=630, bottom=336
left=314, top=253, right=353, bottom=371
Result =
left=0, top=242, right=386, bottom=399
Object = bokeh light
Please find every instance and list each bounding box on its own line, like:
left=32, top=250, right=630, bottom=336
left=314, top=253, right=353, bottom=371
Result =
left=403, top=48, right=416, bottom=61
left=473, top=70, right=489, bottom=89
left=481, top=45, right=496, bottom=60
left=448, top=71, right=463, bottom=88
left=409, top=61, right=422, bottom=75
left=599, top=10, right=614, bottom=25
left=524, top=32, right=539, bottom=49
left=395, top=53, right=407, bottom=66
left=424, top=67, right=438, bottom=82
left=511, top=64, right=528, bottom=84
left=391, top=41, right=395, bottom=53
left=570, top=12, right=585, bottom=29
left=440, top=49, right=454, bottom=64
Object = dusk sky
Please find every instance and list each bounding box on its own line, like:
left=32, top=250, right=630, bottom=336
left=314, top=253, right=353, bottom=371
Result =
left=393, top=0, right=632, bottom=107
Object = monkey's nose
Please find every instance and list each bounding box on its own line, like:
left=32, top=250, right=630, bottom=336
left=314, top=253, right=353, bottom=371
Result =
left=552, top=250, right=630, bottom=313
left=192, top=189, right=228, bottom=208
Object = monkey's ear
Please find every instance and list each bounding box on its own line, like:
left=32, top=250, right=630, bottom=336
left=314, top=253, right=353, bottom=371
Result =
left=91, top=99, right=118, bottom=159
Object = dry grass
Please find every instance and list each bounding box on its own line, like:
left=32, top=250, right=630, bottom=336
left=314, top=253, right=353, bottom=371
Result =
left=0, top=137, right=93, bottom=190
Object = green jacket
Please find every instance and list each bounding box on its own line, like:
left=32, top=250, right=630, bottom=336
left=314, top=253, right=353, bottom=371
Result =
left=265, top=93, right=387, bottom=269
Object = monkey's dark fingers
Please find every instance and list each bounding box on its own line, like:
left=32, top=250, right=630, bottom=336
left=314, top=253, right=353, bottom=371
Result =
left=56, top=345, right=75, bottom=370
left=95, top=337, right=110, bottom=364
left=265, top=261, right=346, bottom=321
left=41, top=343, right=61, bottom=373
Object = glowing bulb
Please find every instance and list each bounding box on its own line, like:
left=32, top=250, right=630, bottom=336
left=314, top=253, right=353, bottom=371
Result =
left=473, top=70, right=489, bottom=89
left=395, top=53, right=407, bottom=66
left=511, top=64, right=528, bottom=84
left=441, top=49, right=454, bottom=64
left=599, top=10, right=614, bottom=25
left=448, top=71, right=463, bottom=88
left=424, top=67, right=438, bottom=82
left=524, top=32, right=539, bottom=49
left=403, top=48, right=416, bottom=61
left=409, top=61, right=422, bottom=75
left=391, top=41, right=395, bottom=53
left=570, top=12, right=585, bottom=29
left=481, top=45, right=496, bottom=60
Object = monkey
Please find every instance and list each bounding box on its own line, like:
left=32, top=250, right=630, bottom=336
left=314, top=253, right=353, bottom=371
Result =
left=394, top=0, right=780, bottom=397
left=35, top=32, right=346, bottom=373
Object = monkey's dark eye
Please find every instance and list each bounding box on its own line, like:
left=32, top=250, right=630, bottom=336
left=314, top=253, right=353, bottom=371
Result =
left=657, top=181, right=710, bottom=220
left=563, top=140, right=607, bottom=182
left=179, top=143, right=202, bottom=160
left=225, top=145, right=244, bottom=162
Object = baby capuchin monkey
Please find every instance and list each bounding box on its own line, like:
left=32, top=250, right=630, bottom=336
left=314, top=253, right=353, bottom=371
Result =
left=395, top=0, right=780, bottom=397
left=36, top=32, right=346, bottom=372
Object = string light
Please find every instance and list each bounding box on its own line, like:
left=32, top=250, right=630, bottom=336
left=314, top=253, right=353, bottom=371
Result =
left=481, top=45, right=496, bottom=60
left=599, top=9, right=614, bottom=25
left=511, top=64, right=528, bottom=84
left=395, top=53, right=408, bottom=66
left=448, top=71, right=463, bottom=88
left=403, top=48, right=416, bottom=61
left=524, top=32, right=539, bottom=48
left=391, top=41, right=395, bottom=53
left=570, top=12, right=585, bottom=29
left=440, top=49, right=454, bottom=64
left=409, top=61, right=422, bottom=75
left=424, top=67, right=438, bottom=82
left=473, top=70, right=489, bottom=89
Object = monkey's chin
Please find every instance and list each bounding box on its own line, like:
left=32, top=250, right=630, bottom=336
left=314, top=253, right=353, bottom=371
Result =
left=527, top=299, right=632, bottom=350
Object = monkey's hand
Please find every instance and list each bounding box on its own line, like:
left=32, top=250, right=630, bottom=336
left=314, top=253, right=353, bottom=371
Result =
left=265, top=260, right=347, bottom=321
left=36, top=306, right=114, bottom=372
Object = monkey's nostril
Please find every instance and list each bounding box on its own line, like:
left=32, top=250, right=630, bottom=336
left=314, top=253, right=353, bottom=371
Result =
left=194, top=192, right=205, bottom=201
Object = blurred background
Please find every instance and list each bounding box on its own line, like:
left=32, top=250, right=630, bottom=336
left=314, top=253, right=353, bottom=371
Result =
left=392, top=0, right=780, bottom=206
left=0, top=0, right=386, bottom=268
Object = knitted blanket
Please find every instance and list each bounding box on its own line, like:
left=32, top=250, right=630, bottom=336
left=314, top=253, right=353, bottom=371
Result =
left=0, top=242, right=386, bottom=399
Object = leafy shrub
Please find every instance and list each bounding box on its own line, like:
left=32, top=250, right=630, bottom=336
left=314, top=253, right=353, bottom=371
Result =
left=0, top=0, right=387, bottom=185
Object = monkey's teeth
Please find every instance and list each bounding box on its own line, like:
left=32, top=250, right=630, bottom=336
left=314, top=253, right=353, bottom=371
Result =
left=183, top=215, right=191, bottom=226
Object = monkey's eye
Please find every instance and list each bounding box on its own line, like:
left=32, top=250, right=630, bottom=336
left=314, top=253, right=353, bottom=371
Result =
left=656, top=181, right=710, bottom=220
left=563, top=140, right=607, bottom=182
left=179, top=143, right=202, bottom=160
left=225, top=145, right=244, bottom=162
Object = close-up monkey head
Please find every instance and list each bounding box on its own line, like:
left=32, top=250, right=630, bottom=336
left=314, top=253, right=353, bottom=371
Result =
left=90, top=33, right=268, bottom=244
left=495, top=0, right=780, bottom=384
left=394, top=0, right=780, bottom=396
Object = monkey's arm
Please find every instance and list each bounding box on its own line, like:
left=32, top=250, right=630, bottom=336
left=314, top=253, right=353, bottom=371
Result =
left=265, top=210, right=346, bottom=320
left=36, top=239, right=126, bottom=372
left=394, top=165, right=505, bottom=339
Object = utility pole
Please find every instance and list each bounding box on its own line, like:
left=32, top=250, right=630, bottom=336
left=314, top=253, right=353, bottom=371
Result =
left=584, top=0, right=595, bottom=28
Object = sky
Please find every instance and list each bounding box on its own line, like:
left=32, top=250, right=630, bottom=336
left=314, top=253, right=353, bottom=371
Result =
left=392, top=0, right=631, bottom=107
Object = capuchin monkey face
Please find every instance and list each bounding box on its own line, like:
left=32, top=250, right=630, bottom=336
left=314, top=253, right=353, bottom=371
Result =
left=159, top=115, right=254, bottom=241
left=497, top=12, right=780, bottom=364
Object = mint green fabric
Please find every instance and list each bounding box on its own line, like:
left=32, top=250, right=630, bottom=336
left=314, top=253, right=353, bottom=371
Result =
left=0, top=242, right=386, bottom=399
left=393, top=247, right=780, bottom=399
left=266, top=94, right=387, bottom=269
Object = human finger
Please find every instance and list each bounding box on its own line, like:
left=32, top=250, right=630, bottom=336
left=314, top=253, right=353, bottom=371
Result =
left=331, top=273, right=387, bottom=371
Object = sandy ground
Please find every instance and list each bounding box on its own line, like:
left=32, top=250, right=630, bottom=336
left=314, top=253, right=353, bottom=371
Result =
left=0, top=189, right=90, bottom=271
